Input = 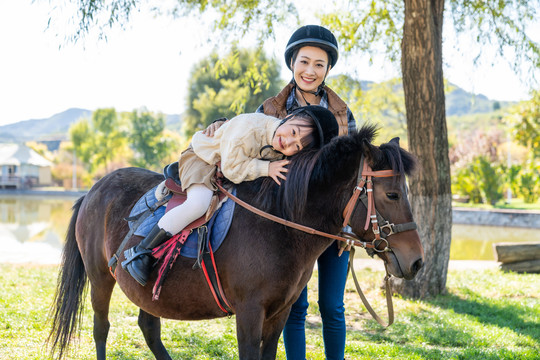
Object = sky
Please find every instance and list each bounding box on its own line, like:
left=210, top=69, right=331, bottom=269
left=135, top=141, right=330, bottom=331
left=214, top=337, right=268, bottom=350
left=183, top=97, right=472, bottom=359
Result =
left=0, top=0, right=538, bottom=127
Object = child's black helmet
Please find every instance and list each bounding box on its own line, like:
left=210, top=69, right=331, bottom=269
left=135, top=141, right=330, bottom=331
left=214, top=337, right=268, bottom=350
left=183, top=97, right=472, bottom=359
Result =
left=289, top=105, right=339, bottom=148
left=285, top=25, right=339, bottom=70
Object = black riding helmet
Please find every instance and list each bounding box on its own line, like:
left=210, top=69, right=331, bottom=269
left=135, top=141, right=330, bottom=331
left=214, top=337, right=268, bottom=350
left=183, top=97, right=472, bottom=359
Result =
left=284, top=25, right=339, bottom=70
left=282, top=105, right=339, bottom=148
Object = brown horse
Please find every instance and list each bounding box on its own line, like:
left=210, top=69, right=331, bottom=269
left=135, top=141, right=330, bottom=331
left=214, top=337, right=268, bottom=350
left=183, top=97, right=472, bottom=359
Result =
left=48, top=125, right=423, bottom=360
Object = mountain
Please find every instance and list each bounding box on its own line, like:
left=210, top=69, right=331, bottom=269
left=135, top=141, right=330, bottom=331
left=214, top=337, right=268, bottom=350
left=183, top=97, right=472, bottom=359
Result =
left=0, top=108, right=182, bottom=144
left=445, top=84, right=515, bottom=116
left=0, top=108, right=92, bottom=143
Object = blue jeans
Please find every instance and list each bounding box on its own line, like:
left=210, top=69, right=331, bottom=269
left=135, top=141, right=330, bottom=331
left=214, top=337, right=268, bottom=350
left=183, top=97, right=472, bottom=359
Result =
left=283, top=243, right=350, bottom=360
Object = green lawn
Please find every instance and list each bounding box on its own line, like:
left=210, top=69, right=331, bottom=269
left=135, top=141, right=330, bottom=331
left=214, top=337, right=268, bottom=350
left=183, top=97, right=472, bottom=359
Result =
left=0, top=264, right=538, bottom=359
left=453, top=198, right=540, bottom=211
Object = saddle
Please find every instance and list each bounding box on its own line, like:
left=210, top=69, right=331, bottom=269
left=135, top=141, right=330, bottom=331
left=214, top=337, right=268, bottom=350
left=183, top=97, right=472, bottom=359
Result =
left=162, top=161, right=224, bottom=223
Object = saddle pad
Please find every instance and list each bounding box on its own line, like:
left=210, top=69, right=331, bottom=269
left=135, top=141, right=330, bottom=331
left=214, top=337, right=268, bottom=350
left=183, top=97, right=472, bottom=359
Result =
left=128, top=185, right=236, bottom=259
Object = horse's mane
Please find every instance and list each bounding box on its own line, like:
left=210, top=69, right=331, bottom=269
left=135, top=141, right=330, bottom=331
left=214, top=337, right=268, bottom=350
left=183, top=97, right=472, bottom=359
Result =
left=249, top=124, right=416, bottom=222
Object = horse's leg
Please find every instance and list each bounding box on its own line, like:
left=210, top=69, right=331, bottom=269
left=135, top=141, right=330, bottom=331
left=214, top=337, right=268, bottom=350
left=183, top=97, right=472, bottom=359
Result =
left=235, top=305, right=265, bottom=360
left=90, top=277, right=115, bottom=360
left=138, top=309, right=172, bottom=360
left=260, top=309, right=291, bottom=360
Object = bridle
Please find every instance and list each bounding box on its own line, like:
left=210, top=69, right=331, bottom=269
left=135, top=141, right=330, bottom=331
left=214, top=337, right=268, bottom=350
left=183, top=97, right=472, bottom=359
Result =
left=216, top=155, right=417, bottom=253
left=340, top=157, right=418, bottom=254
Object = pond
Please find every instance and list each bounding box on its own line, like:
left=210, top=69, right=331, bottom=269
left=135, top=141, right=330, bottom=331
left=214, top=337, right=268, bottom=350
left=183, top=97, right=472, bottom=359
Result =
left=1, top=194, right=539, bottom=264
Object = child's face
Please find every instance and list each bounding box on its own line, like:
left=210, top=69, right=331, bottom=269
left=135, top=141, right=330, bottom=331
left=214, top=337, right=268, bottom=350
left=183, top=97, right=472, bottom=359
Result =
left=272, top=119, right=312, bottom=156
left=291, top=46, right=330, bottom=92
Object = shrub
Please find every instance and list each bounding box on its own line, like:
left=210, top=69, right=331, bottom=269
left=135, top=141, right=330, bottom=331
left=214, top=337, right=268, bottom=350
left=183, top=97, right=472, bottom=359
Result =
left=517, top=162, right=540, bottom=203
left=452, top=155, right=504, bottom=205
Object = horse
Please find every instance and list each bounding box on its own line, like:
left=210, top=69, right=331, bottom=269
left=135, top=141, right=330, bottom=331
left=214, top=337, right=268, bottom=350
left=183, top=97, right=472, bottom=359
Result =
left=48, top=124, right=424, bottom=360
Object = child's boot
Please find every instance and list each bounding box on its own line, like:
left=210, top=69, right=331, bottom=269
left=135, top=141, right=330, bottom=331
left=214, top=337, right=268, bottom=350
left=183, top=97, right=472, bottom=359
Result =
left=121, top=225, right=172, bottom=286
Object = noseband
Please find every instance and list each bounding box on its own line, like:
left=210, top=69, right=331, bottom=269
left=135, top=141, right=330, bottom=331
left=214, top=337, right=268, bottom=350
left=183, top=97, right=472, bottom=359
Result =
left=340, top=157, right=418, bottom=253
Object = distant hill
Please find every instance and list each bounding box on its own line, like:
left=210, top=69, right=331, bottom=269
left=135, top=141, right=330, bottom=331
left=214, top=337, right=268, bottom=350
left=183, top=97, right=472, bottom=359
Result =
left=0, top=108, right=92, bottom=143
left=0, top=108, right=182, bottom=144
left=0, top=82, right=516, bottom=144
left=445, top=84, right=515, bottom=116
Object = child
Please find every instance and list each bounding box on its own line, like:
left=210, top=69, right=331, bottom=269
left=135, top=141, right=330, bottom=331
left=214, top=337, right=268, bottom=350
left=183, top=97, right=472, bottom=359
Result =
left=122, top=105, right=339, bottom=286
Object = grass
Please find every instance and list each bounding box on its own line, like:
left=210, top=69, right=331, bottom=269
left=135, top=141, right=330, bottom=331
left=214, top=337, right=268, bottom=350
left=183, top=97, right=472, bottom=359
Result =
left=0, top=264, right=538, bottom=359
left=452, top=198, right=540, bottom=211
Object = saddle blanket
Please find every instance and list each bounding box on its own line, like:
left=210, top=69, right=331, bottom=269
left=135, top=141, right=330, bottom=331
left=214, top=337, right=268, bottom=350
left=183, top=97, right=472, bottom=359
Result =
left=128, top=185, right=236, bottom=258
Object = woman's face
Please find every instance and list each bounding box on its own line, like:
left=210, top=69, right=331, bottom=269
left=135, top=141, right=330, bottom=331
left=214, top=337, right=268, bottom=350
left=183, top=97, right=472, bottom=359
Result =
left=291, top=46, right=331, bottom=92
left=272, top=119, right=312, bottom=156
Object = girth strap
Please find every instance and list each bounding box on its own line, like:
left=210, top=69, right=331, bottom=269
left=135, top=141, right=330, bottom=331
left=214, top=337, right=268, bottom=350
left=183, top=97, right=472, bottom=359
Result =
left=201, top=240, right=234, bottom=315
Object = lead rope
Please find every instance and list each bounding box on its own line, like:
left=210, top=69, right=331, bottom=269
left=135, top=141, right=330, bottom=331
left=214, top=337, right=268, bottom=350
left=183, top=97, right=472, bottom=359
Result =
left=348, top=247, right=394, bottom=327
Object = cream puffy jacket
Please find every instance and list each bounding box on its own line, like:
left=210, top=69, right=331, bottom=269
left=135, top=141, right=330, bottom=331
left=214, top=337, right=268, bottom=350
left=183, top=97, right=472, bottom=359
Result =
left=192, top=113, right=282, bottom=184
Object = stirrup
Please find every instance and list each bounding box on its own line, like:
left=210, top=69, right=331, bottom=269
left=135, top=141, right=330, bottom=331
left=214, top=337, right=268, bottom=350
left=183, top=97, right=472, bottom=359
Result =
left=121, top=247, right=152, bottom=268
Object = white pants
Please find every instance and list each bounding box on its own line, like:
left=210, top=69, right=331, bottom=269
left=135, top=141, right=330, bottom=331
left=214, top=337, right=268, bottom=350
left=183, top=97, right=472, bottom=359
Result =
left=157, top=184, right=214, bottom=234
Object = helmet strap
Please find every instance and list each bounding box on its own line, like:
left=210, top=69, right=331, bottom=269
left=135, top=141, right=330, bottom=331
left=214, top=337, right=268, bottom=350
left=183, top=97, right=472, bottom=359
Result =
left=292, top=78, right=323, bottom=106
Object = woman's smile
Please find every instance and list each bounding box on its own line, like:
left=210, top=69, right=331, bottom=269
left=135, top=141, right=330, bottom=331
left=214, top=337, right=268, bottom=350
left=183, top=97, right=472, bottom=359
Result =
left=291, top=46, right=330, bottom=95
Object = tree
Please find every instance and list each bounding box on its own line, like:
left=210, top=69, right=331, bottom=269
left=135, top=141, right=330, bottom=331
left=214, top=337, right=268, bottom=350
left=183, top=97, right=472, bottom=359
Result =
left=506, top=90, right=540, bottom=159
left=327, top=75, right=407, bottom=143
left=183, top=47, right=283, bottom=138
left=128, top=109, right=175, bottom=170
left=53, top=0, right=540, bottom=298
left=320, top=0, right=538, bottom=297
left=69, top=108, right=131, bottom=175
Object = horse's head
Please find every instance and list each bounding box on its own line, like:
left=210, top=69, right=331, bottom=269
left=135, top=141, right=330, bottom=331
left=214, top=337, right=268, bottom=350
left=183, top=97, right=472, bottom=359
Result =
left=346, top=133, right=424, bottom=280
left=260, top=124, right=424, bottom=280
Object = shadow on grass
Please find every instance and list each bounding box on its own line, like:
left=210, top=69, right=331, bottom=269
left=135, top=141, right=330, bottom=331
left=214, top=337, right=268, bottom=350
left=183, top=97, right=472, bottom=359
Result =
left=341, top=287, right=539, bottom=359
left=426, top=291, right=539, bottom=343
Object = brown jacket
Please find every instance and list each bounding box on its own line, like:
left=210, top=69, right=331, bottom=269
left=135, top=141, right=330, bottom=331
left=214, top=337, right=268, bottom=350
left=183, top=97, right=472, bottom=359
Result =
left=261, top=82, right=349, bottom=136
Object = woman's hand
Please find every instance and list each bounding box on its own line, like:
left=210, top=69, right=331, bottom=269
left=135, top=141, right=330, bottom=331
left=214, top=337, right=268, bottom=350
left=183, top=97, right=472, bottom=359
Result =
left=268, top=160, right=290, bottom=185
left=202, top=118, right=227, bottom=137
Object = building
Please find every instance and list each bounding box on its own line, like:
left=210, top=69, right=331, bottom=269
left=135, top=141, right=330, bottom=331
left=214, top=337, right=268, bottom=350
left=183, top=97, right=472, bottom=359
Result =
left=0, top=144, right=53, bottom=189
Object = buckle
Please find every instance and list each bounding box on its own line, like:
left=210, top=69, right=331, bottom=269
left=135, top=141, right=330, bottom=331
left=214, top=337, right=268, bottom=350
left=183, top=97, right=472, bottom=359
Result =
left=380, top=221, right=395, bottom=236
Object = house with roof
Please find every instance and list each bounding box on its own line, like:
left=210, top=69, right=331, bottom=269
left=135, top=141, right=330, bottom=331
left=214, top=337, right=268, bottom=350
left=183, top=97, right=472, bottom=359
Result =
left=0, top=144, right=53, bottom=189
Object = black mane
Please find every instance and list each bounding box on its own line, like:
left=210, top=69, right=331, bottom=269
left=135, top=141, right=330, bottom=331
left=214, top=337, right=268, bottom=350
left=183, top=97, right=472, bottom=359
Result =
left=248, top=124, right=416, bottom=222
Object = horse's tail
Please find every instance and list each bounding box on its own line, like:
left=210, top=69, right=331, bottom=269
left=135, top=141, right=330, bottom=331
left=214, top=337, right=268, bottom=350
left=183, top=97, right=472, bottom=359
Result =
left=47, top=196, right=87, bottom=359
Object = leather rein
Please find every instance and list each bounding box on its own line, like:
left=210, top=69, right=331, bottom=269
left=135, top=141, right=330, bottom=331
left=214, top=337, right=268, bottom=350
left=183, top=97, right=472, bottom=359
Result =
left=216, top=156, right=417, bottom=327
left=217, top=157, right=416, bottom=252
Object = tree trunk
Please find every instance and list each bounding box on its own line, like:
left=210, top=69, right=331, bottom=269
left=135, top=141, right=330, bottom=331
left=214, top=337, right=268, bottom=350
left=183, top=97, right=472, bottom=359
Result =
left=393, top=0, right=452, bottom=298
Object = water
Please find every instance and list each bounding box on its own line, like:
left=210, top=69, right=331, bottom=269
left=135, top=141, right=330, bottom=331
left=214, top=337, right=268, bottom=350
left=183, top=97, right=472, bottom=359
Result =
left=0, top=194, right=76, bottom=264
left=1, top=194, right=538, bottom=264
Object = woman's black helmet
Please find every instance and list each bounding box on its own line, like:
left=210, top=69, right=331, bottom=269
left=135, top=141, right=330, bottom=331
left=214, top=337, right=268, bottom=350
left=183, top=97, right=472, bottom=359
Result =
left=288, top=105, right=339, bottom=148
left=285, top=25, right=339, bottom=70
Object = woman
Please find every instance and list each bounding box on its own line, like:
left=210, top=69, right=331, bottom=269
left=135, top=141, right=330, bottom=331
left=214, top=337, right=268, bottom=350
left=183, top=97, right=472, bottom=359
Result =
left=206, top=25, right=356, bottom=360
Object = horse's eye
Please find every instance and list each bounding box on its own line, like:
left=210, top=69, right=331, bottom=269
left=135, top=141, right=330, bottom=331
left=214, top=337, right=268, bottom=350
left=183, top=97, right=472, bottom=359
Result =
left=386, top=192, right=399, bottom=200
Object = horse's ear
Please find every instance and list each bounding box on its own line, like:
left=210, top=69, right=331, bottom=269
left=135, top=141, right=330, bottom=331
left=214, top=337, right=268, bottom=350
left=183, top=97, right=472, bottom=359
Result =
left=390, top=137, right=400, bottom=146
left=361, top=138, right=381, bottom=165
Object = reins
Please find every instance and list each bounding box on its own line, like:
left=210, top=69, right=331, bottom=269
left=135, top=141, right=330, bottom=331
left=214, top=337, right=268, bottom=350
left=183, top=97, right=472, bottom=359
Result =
left=215, top=181, right=379, bottom=250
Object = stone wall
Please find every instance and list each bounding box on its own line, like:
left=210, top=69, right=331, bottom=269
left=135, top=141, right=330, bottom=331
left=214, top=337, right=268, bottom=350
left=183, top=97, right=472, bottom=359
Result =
left=453, top=207, right=540, bottom=229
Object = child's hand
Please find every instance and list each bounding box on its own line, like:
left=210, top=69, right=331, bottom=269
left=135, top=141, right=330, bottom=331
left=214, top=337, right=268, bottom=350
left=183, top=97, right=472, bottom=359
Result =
left=202, top=118, right=227, bottom=137
left=268, top=160, right=290, bottom=185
